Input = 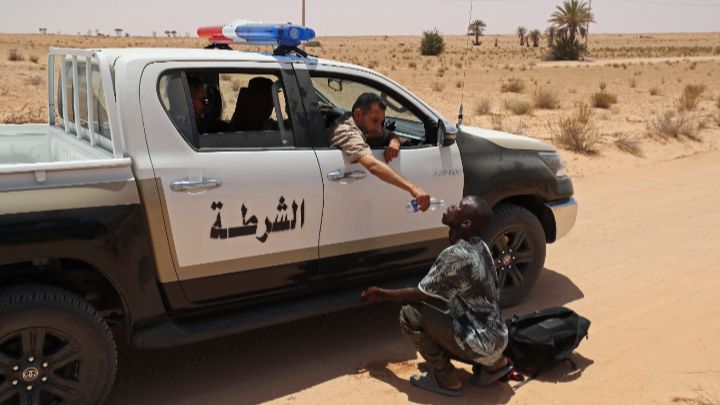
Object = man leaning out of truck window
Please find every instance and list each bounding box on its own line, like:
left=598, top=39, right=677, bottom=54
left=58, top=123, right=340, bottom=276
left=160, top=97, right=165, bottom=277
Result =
left=330, top=92, right=431, bottom=212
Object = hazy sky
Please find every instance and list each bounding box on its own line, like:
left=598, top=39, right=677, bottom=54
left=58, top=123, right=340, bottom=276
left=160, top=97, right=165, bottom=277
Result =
left=1, top=0, right=719, bottom=36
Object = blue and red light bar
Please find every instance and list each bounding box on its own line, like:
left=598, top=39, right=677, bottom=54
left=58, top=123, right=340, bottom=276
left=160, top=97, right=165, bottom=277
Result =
left=197, top=20, right=315, bottom=47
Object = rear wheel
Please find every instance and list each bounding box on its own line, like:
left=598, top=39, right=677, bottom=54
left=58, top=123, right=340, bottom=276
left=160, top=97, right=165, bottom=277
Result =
left=0, top=285, right=117, bottom=405
left=481, top=204, right=547, bottom=308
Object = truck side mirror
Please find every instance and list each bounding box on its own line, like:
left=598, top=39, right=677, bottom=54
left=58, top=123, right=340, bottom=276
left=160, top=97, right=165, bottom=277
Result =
left=437, top=119, right=457, bottom=147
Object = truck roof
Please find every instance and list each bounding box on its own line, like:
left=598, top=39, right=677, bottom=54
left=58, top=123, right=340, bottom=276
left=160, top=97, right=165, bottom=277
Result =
left=97, top=47, right=369, bottom=73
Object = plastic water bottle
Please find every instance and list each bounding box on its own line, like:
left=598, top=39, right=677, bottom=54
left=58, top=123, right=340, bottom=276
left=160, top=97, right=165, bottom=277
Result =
left=407, top=197, right=446, bottom=213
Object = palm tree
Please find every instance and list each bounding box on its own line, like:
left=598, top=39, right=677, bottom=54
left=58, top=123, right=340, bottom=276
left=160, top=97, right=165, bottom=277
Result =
left=468, top=20, right=486, bottom=46
left=517, top=26, right=527, bottom=46
left=548, top=0, right=595, bottom=45
left=529, top=29, right=542, bottom=47
left=545, top=25, right=558, bottom=47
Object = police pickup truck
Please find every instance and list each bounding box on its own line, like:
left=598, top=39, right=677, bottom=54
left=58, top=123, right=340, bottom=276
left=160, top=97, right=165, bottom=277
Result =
left=0, top=22, right=576, bottom=404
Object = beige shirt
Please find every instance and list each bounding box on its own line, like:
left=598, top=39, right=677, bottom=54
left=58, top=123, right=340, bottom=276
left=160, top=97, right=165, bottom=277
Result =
left=329, top=113, right=396, bottom=163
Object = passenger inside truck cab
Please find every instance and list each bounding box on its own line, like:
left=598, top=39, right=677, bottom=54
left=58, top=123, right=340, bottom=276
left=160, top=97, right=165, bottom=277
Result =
left=231, top=77, right=279, bottom=131
left=159, top=71, right=294, bottom=148
left=187, top=75, right=229, bottom=134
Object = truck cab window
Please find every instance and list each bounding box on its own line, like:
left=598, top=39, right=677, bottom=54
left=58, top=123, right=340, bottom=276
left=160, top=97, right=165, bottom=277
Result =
left=158, top=70, right=294, bottom=150
left=310, top=75, right=429, bottom=146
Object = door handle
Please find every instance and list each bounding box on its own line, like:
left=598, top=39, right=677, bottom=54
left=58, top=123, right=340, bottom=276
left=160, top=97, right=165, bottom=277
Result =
left=170, top=178, right=223, bottom=192
left=327, top=170, right=366, bottom=183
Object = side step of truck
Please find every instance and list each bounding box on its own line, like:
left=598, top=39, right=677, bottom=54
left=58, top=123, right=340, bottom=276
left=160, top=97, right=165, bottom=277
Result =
left=132, top=275, right=422, bottom=349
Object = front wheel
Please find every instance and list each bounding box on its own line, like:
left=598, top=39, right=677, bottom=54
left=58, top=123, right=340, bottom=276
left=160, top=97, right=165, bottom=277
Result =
left=0, top=285, right=117, bottom=405
left=481, top=204, right=547, bottom=308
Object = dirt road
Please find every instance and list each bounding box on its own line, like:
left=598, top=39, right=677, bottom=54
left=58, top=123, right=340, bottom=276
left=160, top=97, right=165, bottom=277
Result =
left=107, top=149, right=720, bottom=405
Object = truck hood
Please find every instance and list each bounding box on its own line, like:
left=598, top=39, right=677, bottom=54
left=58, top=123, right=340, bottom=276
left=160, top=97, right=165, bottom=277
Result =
left=460, top=126, right=555, bottom=152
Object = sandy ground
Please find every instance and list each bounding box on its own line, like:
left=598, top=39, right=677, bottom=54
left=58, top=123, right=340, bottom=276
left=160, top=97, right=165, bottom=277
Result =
left=104, top=147, right=720, bottom=404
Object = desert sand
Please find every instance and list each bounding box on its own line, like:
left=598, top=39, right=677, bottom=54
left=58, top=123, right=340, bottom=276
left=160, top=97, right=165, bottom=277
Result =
left=1, top=32, right=719, bottom=404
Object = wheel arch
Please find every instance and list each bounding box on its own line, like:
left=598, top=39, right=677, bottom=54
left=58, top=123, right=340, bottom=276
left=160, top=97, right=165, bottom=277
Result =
left=492, top=195, right=557, bottom=243
left=0, top=257, right=131, bottom=340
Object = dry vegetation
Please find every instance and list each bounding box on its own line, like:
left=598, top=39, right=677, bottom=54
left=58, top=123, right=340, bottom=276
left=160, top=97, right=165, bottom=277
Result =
left=647, top=111, right=701, bottom=141
left=1, top=32, right=719, bottom=165
left=591, top=90, right=618, bottom=108
left=548, top=103, right=601, bottom=154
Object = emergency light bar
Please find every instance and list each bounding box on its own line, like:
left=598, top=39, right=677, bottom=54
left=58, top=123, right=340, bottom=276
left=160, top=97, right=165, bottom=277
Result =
left=197, top=20, right=316, bottom=48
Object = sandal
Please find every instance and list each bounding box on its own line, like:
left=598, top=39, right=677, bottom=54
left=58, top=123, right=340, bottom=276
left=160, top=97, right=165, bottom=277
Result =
left=410, top=372, right=464, bottom=397
left=470, top=359, right=519, bottom=387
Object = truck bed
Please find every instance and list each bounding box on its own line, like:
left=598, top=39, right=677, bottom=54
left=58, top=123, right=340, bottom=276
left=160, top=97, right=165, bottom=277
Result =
left=0, top=124, right=135, bottom=210
left=0, top=124, right=111, bottom=165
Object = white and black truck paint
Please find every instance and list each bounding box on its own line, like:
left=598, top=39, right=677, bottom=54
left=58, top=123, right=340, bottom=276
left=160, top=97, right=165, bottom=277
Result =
left=0, top=47, right=576, bottom=404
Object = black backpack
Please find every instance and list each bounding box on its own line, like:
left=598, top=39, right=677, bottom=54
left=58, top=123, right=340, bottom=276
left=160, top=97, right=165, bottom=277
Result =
left=503, top=307, right=590, bottom=377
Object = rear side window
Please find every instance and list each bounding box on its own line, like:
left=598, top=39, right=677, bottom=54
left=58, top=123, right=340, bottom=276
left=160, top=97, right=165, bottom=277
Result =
left=158, top=72, right=195, bottom=145
left=158, top=70, right=294, bottom=150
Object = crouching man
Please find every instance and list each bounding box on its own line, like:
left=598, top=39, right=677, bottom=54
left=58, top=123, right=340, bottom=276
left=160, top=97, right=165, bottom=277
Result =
left=362, top=196, right=513, bottom=396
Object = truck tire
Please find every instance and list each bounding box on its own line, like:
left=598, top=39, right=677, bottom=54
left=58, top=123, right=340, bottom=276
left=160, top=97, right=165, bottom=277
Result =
left=0, top=284, right=117, bottom=405
left=481, top=204, right=547, bottom=308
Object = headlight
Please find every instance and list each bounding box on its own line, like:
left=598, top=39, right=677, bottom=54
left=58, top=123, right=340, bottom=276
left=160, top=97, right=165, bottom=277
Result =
left=539, top=152, right=567, bottom=177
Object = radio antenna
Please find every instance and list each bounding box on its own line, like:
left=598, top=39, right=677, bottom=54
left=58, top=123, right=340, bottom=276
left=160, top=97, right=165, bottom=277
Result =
left=458, top=0, right=474, bottom=128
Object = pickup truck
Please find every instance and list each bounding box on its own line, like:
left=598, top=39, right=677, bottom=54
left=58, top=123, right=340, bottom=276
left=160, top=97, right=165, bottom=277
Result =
left=0, top=46, right=576, bottom=404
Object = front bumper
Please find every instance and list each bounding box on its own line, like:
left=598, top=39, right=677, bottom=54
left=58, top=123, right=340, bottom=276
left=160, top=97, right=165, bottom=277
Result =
left=545, top=197, right=578, bottom=241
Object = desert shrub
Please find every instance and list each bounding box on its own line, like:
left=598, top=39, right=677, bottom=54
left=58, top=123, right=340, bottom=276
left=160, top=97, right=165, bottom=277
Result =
left=304, top=40, right=322, bottom=47
left=647, top=110, right=699, bottom=141
left=599, top=82, right=607, bottom=91
left=7, top=49, right=23, bottom=62
left=29, top=55, right=39, bottom=64
left=676, top=84, right=706, bottom=111
left=2, top=104, right=45, bottom=124
left=500, top=78, right=525, bottom=93
left=549, top=36, right=586, bottom=61
left=548, top=103, right=601, bottom=154
left=504, top=99, right=534, bottom=115
left=716, top=95, right=720, bottom=109
left=649, top=87, right=661, bottom=96
left=509, top=117, right=529, bottom=135
left=613, top=132, right=643, bottom=156
left=431, top=81, right=445, bottom=92
left=25, top=75, right=42, bottom=86
left=532, top=87, right=560, bottom=109
left=475, top=98, right=492, bottom=115
left=490, top=114, right=505, bottom=131
left=591, top=91, right=618, bottom=109
left=367, top=60, right=379, bottom=69
left=455, top=80, right=462, bottom=89
left=629, top=78, right=637, bottom=88
left=420, top=28, right=445, bottom=56
left=713, top=112, right=720, bottom=127
left=436, top=67, right=445, bottom=77
left=408, top=61, right=417, bottom=69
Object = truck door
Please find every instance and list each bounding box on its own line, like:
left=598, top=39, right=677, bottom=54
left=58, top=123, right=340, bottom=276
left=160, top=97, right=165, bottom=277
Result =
left=139, top=60, right=323, bottom=306
left=294, top=65, right=464, bottom=284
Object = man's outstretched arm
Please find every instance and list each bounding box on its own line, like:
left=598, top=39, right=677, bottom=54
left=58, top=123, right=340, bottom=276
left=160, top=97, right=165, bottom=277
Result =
left=357, top=154, right=430, bottom=211
left=362, top=286, right=428, bottom=304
